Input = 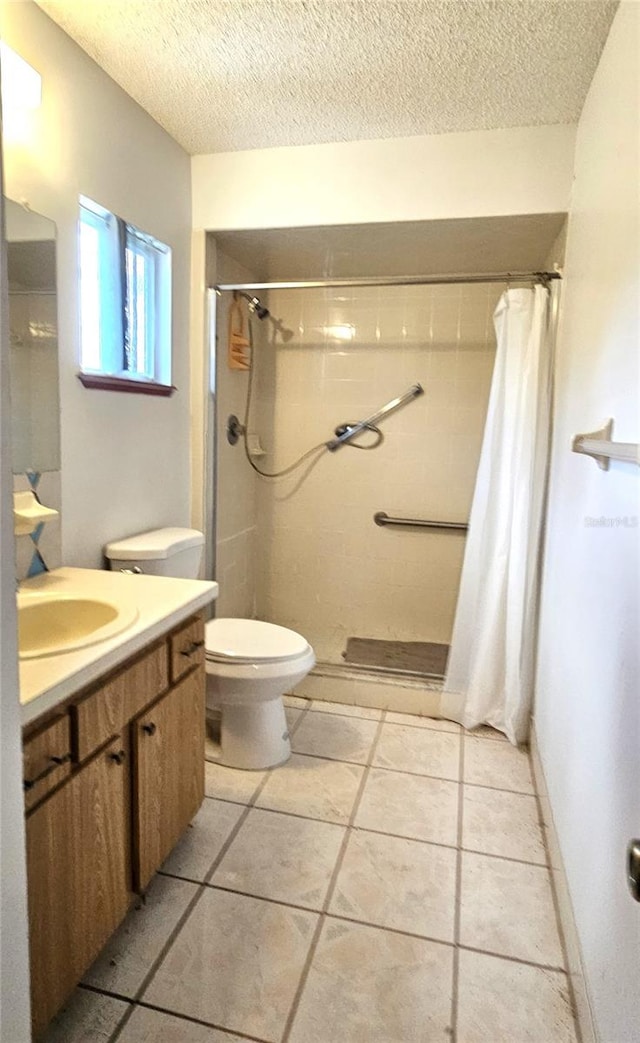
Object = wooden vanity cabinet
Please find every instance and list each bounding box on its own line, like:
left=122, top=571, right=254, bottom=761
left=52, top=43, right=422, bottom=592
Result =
left=23, top=613, right=205, bottom=1040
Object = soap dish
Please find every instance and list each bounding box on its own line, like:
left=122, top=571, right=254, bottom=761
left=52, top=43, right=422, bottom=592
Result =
left=14, top=490, right=59, bottom=536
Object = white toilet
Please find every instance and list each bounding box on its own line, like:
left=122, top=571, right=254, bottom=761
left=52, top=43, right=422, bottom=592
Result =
left=104, top=528, right=315, bottom=770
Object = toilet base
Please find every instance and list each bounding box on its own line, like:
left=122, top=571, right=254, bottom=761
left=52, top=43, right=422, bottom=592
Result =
left=217, top=696, right=291, bottom=770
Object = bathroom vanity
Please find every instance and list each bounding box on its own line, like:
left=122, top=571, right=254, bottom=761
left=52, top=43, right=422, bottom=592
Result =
left=18, top=569, right=217, bottom=1039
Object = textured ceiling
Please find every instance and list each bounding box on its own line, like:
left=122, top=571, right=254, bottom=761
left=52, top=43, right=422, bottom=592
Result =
left=212, top=213, right=567, bottom=281
left=37, top=0, right=617, bottom=155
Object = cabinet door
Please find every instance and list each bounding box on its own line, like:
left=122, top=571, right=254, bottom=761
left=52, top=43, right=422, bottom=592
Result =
left=134, top=667, right=205, bottom=891
left=27, top=736, right=131, bottom=1039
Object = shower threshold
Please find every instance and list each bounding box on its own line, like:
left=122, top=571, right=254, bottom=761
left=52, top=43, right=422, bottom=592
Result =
left=296, top=659, right=444, bottom=714
left=343, top=637, right=449, bottom=681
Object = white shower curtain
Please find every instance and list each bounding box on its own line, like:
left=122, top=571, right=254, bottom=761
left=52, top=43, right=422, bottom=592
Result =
left=442, top=286, right=551, bottom=745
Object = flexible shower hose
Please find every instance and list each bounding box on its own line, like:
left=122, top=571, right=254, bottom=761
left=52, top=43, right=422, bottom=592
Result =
left=242, top=315, right=383, bottom=479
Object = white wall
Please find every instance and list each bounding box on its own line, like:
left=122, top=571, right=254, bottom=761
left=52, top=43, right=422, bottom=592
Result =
left=192, top=124, right=576, bottom=232
left=2, top=1, right=193, bottom=567
left=535, top=5, right=639, bottom=1041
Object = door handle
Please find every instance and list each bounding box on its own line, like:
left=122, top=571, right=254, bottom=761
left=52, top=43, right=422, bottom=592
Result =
left=109, top=750, right=126, bottom=765
left=142, top=722, right=157, bottom=737
left=628, top=839, right=640, bottom=901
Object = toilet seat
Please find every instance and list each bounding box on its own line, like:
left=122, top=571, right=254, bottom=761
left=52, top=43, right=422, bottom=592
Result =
left=205, top=618, right=311, bottom=665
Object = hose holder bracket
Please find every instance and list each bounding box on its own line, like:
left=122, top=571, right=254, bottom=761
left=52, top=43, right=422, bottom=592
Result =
left=227, top=414, right=245, bottom=446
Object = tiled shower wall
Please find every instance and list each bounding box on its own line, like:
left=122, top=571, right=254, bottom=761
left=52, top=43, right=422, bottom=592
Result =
left=254, top=283, right=502, bottom=663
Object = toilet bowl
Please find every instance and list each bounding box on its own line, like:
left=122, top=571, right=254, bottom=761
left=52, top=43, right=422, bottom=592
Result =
left=205, top=618, right=315, bottom=770
left=103, top=528, right=315, bottom=772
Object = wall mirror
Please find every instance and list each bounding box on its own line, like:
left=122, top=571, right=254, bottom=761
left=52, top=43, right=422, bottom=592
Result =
left=7, top=198, right=61, bottom=474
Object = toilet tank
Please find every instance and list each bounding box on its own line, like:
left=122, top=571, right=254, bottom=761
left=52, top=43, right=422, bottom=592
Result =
left=104, top=528, right=205, bottom=578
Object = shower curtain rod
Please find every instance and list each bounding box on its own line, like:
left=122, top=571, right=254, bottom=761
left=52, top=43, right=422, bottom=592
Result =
left=214, top=271, right=561, bottom=292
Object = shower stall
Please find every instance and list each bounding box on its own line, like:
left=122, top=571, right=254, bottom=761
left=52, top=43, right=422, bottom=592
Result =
left=206, top=219, right=564, bottom=713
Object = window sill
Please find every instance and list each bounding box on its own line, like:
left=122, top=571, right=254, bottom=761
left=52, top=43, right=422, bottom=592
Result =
left=77, top=373, right=176, bottom=396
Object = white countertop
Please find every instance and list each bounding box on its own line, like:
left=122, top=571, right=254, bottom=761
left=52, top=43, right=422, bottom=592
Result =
left=19, top=567, right=218, bottom=727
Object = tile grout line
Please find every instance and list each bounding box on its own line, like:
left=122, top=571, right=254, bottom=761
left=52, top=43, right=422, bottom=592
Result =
left=309, top=706, right=485, bottom=736
left=144, top=876, right=570, bottom=973
left=91, top=992, right=131, bottom=1043
left=85, top=919, right=570, bottom=1020
left=450, top=728, right=465, bottom=1042
left=158, top=824, right=549, bottom=871
left=108, top=755, right=281, bottom=1043
left=459, top=845, right=547, bottom=869
left=304, top=700, right=512, bottom=744
left=280, top=711, right=388, bottom=1042
left=456, top=944, right=568, bottom=975
left=85, top=981, right=271, bottom=1043
left=308, top=704, right=386, bottom=723
left=287, top=700, right=312, bottom=736
left=92, top=989, right=132, bottom=1042
left=206, top=767, right=536, bottom=799
left=203, top=755, right=289, bottom=889
left=453, top=776, right=534, bottom=796
left=155, top=878, right=457, bottom=948
left=99, top=716, right=563, bottom=1043
left=95, top=710, right=544, bottom=1043
left=104, top=881, right=206, bottom=1043
left=281, top=746, right=535, bottom=794
left=134, top=997, right=271, bottom=1042
left=530, top=749, right=584, bottom=1043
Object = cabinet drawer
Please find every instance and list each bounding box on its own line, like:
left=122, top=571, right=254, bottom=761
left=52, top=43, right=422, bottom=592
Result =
left=170, top=614, right=205, bottom=683
left=23, top=716, right=71, bottom=812
left=74, top=642, right=169, bottom=762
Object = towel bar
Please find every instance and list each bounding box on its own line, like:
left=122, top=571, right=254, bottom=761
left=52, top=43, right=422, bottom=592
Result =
left=572, top=420, right=640, bottom=470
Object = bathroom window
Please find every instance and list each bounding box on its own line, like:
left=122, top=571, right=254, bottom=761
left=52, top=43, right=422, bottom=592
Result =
left=78, top=197, right=173, bottom=394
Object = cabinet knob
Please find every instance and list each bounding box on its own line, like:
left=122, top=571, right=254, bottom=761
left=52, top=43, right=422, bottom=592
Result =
left=50, top=753, right=71, bottom=766
left=142, top=722, right=157, bottom=736
left=180, top=639, right=205, bottom=658
left=23, top=753, right=71, bottom=790
left=109, top=750, right=126, bottom=765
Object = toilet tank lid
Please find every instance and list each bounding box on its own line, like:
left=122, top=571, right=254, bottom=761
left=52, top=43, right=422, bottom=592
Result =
left=104, top=527, right=204, bottom=561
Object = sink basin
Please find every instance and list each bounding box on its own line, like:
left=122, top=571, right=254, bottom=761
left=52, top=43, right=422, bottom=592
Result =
left=18, top=593, right=138, bottom=659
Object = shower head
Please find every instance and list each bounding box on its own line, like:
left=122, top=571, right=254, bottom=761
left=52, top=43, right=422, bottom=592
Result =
left=237, top=290, right=270, bottom=320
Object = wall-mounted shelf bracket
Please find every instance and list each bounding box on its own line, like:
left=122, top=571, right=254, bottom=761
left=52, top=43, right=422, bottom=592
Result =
left=571, top=419, right=640, bottom=471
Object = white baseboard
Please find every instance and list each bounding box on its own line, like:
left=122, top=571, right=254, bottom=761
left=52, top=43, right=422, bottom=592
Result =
left=530, top=724, right=597, bottom=1043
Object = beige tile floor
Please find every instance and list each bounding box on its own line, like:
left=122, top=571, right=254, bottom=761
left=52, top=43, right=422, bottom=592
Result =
left=45, top=699, right=579, bottom=1043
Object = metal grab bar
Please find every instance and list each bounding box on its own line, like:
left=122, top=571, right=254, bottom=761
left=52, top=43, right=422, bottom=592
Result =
left=374, top=511, right=468, bottom=532
left=326, top=383, right=424, bottom=452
